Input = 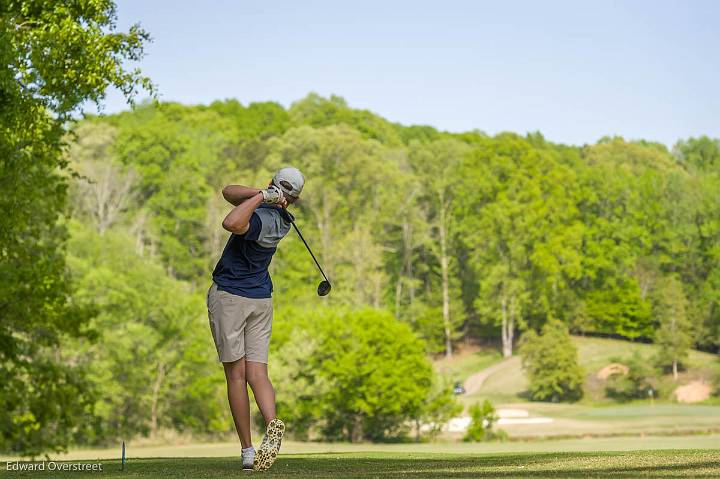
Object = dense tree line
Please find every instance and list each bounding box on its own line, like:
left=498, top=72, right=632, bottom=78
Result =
left=1, top=0, right=152, bottom=455
left=69, top=95, right=720, bottom=357
left=3, top=2, right=719, bottom=454
left=5, top=91, right=719, bottom=453
left=37, top=95, right=715, bottom=448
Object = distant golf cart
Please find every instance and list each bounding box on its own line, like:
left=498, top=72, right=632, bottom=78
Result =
left=453, top=381, right=466, bottom=395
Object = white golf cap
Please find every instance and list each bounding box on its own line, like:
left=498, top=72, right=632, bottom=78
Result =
left=272, top=166, right=305, bottom=198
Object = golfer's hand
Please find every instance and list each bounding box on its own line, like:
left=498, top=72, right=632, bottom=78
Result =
left=261, top=185, right=283, bottom=204
left=278, top=196, right=288, bottom=209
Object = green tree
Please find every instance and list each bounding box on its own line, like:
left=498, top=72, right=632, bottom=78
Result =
left=0, top=0, right=151, bottom=454
left=605, top=352, right=658, bottom=402
left=574, top=139, right=687, bottom=340
left=112, top=104, right=236, bottom=281
left=265, top=125, right=400, bottom=308
left=409, top=139, right=470, bottom=358
left=65, top=220, right=225, bottom=442
left=653, top=276, right=692, bottom=380
left=674, top=136, right=720, bottom=173
left=463, top=400, right=505, bottom=442
left=272, top=308, right=434, bottom=442
left=58, top=93, right=720, bottom=448
left=66, top=121, right=137, bottom=234
left=414, top=376, right=463, bottom=441
left=456, top=135, right=583, bottom=356
left=209, top=99, right=290, bottom=142
left=289, top=93, right=403, bottom=146
left=519, top=321, right=585, bottom=402
left=674, top=137, right=720, bottom=351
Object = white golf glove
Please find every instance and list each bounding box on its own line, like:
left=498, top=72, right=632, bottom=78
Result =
left=260, top=185, right=283, bottom=204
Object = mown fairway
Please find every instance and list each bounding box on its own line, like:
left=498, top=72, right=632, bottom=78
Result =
left=461, top=336, right=719, bottom=405
left=3, top=450, right=719, bottom=478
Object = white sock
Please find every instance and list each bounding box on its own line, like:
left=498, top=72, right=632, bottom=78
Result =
left=242, top=446, right=255, bottom=455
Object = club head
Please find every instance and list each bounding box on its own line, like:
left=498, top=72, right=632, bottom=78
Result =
left=317, top=280, right=331, bottom=296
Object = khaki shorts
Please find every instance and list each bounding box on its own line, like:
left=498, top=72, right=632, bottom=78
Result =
left=206, top=282, right=273, bottom=363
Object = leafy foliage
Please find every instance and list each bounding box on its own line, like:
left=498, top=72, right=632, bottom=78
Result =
left=273, top=308, right=436, bottom=442
left=519, top=321, right=585, bottom=402
left=5, top=7, right=720, bottom=450
left=605, top=352, right=659, bottom=402
left=417, top=376, right=463, bottom=440
left=31, top=94, right=718, bottom=452
left=652, top=276, right=692, bottom=378
left=65, top=220, right=225, bottom=443
left=0, top=0, right=151, bottom=454
left=65, top=97, right=720, bottom=365
left=463, top=400, right=506, bottom=442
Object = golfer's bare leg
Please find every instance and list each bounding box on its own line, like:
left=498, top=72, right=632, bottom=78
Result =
left=223, top=358, right=252, bottom=448
left=246, top=361, right=276, bottom=423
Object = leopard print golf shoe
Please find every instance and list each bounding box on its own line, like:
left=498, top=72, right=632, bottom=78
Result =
left=253, top=418, right=285, bottom=471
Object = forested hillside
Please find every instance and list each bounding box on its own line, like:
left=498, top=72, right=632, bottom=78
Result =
left=16, top=93, right=720, bottom=451
left=4, top=0, right=719, bottom=466
left=69, top=93, right=720, bottom=352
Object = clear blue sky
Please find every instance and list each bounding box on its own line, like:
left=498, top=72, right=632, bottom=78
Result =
left=103, top=0, right=720, bottom=146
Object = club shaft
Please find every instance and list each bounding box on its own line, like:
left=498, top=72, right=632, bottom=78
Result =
left=290, top=220, right=330, bottom=283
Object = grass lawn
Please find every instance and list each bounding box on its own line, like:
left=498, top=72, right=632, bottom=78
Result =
left=442, top=336, right=720, bottom=439
left=461, top=336, right=719, bottom=405
left=573, top=336, right=718, bottom=377
left=480, top=403, right=720, bottom=439
left=468, top=336, right=719, bottom=403
left=433, top=344, right=503, bottom=383
left=3, top=450, right=719, bottom=478
left=5, top=434, right=717, bottom=461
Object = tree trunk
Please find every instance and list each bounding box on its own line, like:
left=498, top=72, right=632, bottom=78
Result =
left=671, top=316, right=678, bottom=380
left=395, top=273, right=402, bottom=319
left=439, top=196, right=452, bottom=359
left=501, top=295, right=514, bottom=358
left=403, top=220, right=415, bottom=305
left=507, top=301, right=515, bottom=357
left=373, top=273, right=381, bottom=309
left=150, top=360, right=166, bottom=440
left=88, top=163, right=135, bottom=235
left=131, top=211, right=147, bottom=256
left=351, top=415, right=363, bottom=442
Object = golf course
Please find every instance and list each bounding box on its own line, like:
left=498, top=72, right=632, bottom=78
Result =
left=433, top=336, right=720, bottom=440
left=3, top=448, right=720, bottom=479
left=4, top=1, right=720, bottom=477
left=3, top=335, right=719, bottom=477
left=4, top=423, right=720, bottom=478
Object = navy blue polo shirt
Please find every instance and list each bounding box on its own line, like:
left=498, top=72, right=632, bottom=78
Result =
left=212, top=205, right=294, bottom=298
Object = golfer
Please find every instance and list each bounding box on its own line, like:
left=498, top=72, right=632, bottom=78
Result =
left=206, top=167, right=304, bottom=471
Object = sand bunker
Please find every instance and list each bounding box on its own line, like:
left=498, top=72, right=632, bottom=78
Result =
left=674, top=381, right=712, bottom=403
left=597, top=363, right=629, bottom=380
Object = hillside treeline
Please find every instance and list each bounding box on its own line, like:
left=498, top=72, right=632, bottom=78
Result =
left=8, top=0, right=715, bottom=459
left=7, top=93, right=720, bottom=454
left=71, top=94, right=719, bottom=356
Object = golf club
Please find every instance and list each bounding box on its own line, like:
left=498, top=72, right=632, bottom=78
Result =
left=289, top=219, right=332, bottom=296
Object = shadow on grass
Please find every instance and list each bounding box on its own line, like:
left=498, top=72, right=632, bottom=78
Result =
left=273, top=452, right=719, bottom=478
left=2, top=450, right=719, bottom=478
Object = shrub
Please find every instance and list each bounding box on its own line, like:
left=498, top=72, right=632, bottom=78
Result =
left=416, top=376, right=463, bottom=440
left=519, top=320, right=585, bottom=402
left=272, top=307, right=437, bottom=442
left=605, top=352, right=659, bottom=402
left=463, top=400, right=507, bottom=442
left=652, top=276, right=692, bottom=380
